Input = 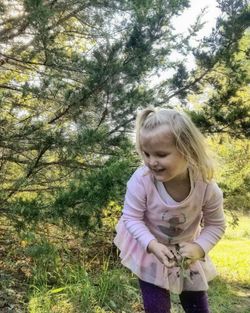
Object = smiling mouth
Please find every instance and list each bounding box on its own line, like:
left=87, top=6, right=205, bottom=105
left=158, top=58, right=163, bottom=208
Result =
left=151, top=168, right=165, bottom=173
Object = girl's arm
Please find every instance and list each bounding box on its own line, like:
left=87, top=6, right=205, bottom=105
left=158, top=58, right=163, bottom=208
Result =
left=122, top=171, right=175, bottom=266
left=193, top=181, right=226, bottom=255
left=122, top=172, right=156, bottom=251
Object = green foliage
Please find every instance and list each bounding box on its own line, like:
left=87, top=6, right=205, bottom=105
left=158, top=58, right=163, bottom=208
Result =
left=53, top=156, right=137, bottom=229
left=208, top=135, right=250, bottom=214
left=17, top=225, right=140, bottom=312
left=0, top=0, right=193, bottom=229
left=0, top=0, right=249, bottom=232
left=28, top=266, right=139, bottom=313
left=190, top=1, right=250, bottom=138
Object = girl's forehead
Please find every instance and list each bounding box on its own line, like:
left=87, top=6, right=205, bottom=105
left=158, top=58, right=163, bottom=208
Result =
left=140, top=125, right=173, bottom=138
left=140, top=125, right=175, bottom=144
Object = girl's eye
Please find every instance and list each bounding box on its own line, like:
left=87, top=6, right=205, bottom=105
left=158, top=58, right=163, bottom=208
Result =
left=157, top=153, right=168, bottom=157
left=143, top=151, right=150, bottom=157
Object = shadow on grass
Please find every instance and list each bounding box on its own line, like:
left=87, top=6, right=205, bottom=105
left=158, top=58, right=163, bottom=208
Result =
left=208, top=277, right=250, bottom=313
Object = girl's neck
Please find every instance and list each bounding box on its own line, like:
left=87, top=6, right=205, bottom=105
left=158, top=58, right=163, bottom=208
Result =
left=163, top=170, right=191, bottom=202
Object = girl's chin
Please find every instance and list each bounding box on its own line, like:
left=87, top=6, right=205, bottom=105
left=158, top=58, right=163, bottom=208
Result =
left=151, top=171, right=168, bottom=181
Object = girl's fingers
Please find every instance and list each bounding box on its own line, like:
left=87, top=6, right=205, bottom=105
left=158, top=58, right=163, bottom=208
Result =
left=162, top=251, right=175, bottom=267
left=179, top=243, right=191, bottom=257
left=162, top=256, right=175, bottom=268
left=179, top=250, right=188, bottom=257
left=153, top=243, right=176, bottom=267
left=163, top=247, right=174, bottom=259
left=178, top=242, right=188, bottom=252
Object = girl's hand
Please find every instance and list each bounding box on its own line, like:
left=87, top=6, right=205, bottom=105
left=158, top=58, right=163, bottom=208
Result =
left=178, top=242, right=205, bottom=262
left=147, top=240, right=175, bottom=267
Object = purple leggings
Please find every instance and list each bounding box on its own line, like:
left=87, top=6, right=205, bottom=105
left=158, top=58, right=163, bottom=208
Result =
left=139, top=279, right=210, bottom=313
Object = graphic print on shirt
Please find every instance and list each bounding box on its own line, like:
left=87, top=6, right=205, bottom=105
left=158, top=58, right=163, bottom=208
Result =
left=158, top=211, right=186, bottom=237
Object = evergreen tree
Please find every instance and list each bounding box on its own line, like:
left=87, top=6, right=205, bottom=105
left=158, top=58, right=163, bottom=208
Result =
left=189, top=0, right=250, bottom=138
left=0, top=0, right=249, bottom=228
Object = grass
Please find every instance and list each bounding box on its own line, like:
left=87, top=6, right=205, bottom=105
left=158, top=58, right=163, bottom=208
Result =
left=207, top=214, right=250, bottom=313
left=0, top=214, right=249, bottom=312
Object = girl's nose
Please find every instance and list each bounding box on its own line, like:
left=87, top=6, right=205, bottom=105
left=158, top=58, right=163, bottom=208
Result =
left=149, top=157, right=158, bottom=167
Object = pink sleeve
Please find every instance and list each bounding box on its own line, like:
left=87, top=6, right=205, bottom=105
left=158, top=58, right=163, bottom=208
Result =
left=194, top=182, right=226, bottom=254
left=122, top=170, right=156, bottom=251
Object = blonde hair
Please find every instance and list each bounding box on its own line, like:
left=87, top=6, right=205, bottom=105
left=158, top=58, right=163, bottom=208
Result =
left=136, top=107, right=214, bottom=182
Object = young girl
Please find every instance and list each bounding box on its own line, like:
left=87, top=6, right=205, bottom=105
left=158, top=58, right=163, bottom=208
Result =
left=114, top=108, right=226, bottom=313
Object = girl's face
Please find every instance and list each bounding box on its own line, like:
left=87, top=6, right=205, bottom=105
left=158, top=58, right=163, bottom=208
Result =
left=140, top=125, right=188, bottom=184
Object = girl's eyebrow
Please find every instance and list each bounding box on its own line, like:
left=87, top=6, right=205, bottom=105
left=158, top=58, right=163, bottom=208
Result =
left=143, top=150, right=169, bottom=154
left=155, top=151, right=169, bottom=154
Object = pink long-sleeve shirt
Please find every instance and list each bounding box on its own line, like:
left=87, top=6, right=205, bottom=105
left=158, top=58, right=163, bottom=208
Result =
left=114, top=166, right=226, bottom=293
